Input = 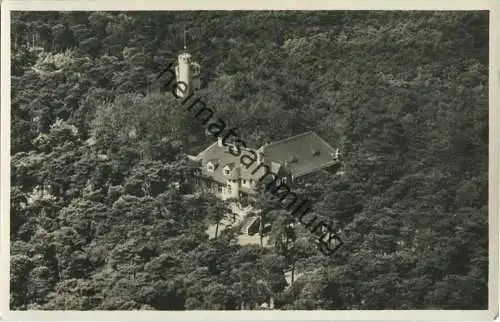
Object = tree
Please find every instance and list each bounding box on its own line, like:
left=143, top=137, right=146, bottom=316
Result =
left=203, top=194, right=232, bottom=238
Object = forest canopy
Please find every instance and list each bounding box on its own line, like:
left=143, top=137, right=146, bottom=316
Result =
left=10, top=11, right=488, bottom=310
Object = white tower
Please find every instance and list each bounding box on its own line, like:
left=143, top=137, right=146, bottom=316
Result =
left=174, top=31, right=201, bottom=98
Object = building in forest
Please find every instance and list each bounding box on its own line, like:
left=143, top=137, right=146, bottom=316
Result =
left=173, top=46, right=341, bottom=201
left=190, top=131, right=341, bottom=201
left=176, top=41, right=341, bottom=237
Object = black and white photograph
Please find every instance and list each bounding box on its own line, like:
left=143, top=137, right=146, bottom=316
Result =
left=2, top=1, right=498, bottom=320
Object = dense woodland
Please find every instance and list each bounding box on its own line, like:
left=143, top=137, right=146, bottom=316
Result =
left=10, top=11, right=488, bottom=310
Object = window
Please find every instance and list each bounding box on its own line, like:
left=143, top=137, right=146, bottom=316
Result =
left=227, top=184, right=232, bottom=193
left=223, top=165, right=232, bottom=175
left=207, top=161, right=219, bottom=172
left=243, top=180, right=247, bottom=184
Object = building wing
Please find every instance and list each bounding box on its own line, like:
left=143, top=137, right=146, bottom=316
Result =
left=261, top=131, right=339, bottom=179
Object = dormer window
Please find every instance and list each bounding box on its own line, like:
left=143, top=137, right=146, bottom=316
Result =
left=207, top=160, right=219, bottom=172
left=312, top=149, right=320, bottom=156
left=223, top=163, right=234, bottom=176
left=289, top=155, right=298, bottom=163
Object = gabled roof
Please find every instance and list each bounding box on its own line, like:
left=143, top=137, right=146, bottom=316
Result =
left=223, top=162, right=235, bottom=170
left=195, top=131, right=339, bottom=185
left=260, top=131, right=338, bottom=178
left=196, top=143, right=260, bottom=185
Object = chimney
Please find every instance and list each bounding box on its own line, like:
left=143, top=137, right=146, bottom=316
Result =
left=270, top=296, right=275, bottom=310
left=217, top=137, right=223, bottom=147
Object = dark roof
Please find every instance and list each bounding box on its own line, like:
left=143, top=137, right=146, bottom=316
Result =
left=260, top=131, right=338, bottom=178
